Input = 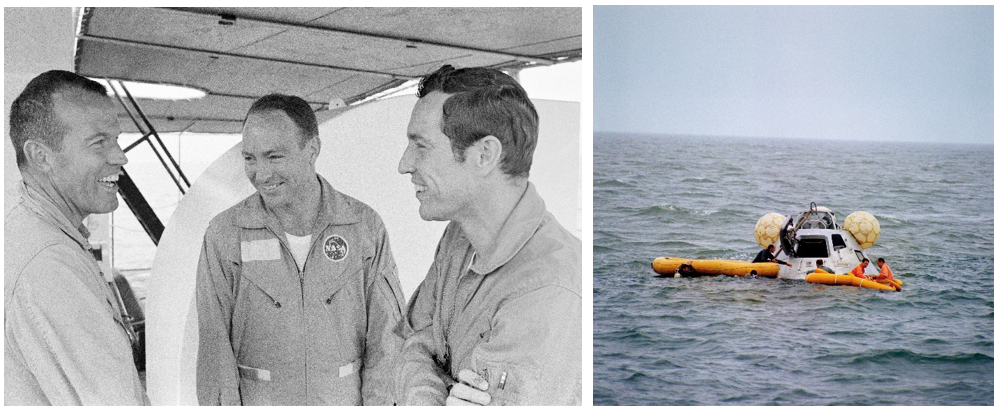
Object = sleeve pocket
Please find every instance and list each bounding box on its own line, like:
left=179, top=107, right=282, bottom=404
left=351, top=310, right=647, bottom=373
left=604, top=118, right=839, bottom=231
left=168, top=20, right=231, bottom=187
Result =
left=475, top=360, right=541, bottom=406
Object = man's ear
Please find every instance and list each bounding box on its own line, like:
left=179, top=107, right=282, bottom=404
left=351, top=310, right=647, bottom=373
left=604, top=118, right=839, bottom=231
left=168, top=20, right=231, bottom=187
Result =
left=22, top=140, right=56, bottom=172
left=473, top=135, right=503, bottom=171
left=308, top=135, right=321, bottom=163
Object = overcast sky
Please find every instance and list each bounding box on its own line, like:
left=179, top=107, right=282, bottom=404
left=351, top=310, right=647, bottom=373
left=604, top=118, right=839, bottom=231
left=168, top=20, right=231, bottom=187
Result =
left=594, top=6, right=993, bottom=144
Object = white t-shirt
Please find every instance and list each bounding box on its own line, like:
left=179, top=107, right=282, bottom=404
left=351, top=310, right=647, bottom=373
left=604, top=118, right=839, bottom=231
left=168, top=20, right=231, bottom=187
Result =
left=285, top=233, right=312, bottom=272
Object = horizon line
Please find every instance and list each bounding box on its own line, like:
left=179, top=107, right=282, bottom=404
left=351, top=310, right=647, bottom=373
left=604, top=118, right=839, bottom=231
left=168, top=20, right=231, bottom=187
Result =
left=593, top=130, right=994, bottom=146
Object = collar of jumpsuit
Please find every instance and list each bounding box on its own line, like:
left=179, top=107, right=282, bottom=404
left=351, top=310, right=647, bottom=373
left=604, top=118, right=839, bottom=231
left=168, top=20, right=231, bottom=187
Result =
left=234, top=174, right=361, bottom=232
left=466, top=182, right=546, bottom=275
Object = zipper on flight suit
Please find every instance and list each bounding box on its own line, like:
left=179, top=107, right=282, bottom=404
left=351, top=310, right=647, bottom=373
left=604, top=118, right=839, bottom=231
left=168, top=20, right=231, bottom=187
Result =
left=297, top=251, right=308, bottom=401
left=285, top=223, right=334, bottom=403
left=267, top=228, right=312, bottom=399
left=293, top=233, right=311, bottom=400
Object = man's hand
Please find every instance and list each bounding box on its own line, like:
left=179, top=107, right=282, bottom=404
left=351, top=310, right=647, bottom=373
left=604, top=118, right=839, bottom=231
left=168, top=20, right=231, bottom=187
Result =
left=446, top=369, right=491, bottom=406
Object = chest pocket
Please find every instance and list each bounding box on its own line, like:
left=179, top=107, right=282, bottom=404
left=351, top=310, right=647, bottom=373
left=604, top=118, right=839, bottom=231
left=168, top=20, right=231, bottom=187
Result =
left=237, top=237, right=290, bottom=305
left=234, top=243, right=294, bottom=358
left=240, top=259, right=288, bottom=309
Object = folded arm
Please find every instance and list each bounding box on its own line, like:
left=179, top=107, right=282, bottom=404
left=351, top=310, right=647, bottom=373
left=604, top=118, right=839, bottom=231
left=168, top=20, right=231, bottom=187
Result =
left=471, top=285, right=582, bottom=405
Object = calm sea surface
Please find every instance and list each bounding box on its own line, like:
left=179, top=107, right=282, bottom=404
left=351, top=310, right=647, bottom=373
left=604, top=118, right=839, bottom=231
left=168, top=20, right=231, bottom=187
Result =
left=593, top=133, right=993, bottom=405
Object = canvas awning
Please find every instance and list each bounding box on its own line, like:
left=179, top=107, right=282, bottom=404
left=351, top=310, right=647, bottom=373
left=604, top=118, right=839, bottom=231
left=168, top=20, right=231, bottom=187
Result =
left=75, top=7, right=582, bottom=134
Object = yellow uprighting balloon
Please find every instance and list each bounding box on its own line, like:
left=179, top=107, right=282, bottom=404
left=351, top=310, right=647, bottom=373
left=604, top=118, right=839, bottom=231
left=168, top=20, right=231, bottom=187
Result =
left=844, top=211, right=880, bottom=249
left=754, top=213, right=786, bottom=249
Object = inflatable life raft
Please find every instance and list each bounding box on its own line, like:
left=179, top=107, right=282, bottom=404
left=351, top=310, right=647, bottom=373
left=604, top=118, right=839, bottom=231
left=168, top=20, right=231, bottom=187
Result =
left=652, top=257, right=779, bottom=277
left=805, top=269, right=903, bottom=291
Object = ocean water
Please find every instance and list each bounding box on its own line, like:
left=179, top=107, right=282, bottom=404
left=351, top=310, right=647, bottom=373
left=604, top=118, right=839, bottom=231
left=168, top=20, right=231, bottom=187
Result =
left=593, top=133, right=994, bottom=405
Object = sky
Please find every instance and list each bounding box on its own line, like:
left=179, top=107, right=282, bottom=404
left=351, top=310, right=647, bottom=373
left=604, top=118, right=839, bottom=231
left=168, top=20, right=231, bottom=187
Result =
left=594, top=6, right=994, bottom=144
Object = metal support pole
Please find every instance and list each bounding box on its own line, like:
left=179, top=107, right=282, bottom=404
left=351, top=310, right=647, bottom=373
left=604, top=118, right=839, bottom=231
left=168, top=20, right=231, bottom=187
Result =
left=116, top=81, right=191, bottom=190
left=105, top=79, right=195, bottom=244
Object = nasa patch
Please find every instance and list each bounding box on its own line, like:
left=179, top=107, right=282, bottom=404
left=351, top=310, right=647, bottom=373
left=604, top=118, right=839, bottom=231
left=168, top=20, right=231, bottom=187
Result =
left=323, top=235, right=349, bottom=262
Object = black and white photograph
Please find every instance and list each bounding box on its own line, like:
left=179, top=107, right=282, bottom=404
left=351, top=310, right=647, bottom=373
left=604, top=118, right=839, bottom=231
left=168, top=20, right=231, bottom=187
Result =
left=4, top=7, right=581, bottom=406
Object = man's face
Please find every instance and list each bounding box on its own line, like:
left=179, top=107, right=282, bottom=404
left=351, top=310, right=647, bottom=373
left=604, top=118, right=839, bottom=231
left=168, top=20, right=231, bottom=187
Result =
left=48, top=91, right=127, bottom=219
left=768, top=245, right=775, bottom=253
left=398, top=92, right=478, bottom=222
left=242, top=110, right=318, bottom=210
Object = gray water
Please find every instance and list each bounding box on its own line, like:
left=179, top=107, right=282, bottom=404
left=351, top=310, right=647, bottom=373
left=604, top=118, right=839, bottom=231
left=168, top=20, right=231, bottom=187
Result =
left=593, top=133, right=993, bottom=405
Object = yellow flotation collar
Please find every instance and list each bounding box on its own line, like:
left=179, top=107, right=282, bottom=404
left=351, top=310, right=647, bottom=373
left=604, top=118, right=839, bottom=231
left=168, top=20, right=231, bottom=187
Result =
left=652, top=257, right=779, bottom=277
left=805, top=271, right=899, bottom=291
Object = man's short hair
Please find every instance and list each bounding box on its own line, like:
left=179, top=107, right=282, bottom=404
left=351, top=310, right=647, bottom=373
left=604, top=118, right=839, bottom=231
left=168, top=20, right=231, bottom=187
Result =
left=862, top=258, right=870, bottom=263
left=9, top=70, right=108, bottom=167
left=417, top=64, right=538, bottom=178
left=767, top=244, right=774, bottom=250
left=876, top=258, right=885, bottom=264
left=816, top=259, right=824, bottom=265
left=245, top=94, right=318, bottom=146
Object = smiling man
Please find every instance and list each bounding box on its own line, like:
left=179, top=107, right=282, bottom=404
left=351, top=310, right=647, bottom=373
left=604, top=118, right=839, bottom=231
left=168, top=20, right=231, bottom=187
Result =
left=395, top=65, right=582, bottom=405
left=5, top=70, right=147, bottom=405
left=195, top=94, right=405, bottom=405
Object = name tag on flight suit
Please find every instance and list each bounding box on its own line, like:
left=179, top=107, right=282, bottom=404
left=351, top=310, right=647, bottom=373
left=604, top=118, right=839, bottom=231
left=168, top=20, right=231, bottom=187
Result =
left=241, top=239, right=280, bottom=262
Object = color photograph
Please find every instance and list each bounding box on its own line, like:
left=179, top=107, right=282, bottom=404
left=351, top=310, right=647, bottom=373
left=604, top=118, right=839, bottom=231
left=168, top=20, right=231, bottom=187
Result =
left=593, top=5, right=993, bottom=405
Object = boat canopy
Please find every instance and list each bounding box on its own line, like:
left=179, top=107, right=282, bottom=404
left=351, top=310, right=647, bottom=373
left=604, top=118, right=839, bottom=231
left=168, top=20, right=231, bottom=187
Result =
left=74, top=7, right=582, bottom=134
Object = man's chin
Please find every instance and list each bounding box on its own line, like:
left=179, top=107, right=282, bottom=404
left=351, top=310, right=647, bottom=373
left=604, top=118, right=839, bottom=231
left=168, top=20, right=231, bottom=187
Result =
left=417, top=209, right=432, bottom=221
left=260, top=193, right=290, bottom=208
left=92, top=199, right=120, bottom=215
left=417, top=206, right=448, bottom=222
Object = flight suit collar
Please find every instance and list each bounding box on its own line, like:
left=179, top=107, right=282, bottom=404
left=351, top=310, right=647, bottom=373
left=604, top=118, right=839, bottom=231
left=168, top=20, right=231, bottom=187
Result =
left=468, top=182, right=546, bottom=275
left=17, top=181, right=92, bottom=250
left=233, top=174, right=361, bottom=231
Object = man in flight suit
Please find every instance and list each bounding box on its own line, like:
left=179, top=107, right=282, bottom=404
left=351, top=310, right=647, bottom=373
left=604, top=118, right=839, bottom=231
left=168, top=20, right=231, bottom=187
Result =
left=196, top=94, right=405, bottom=405
left=5, top=70, right=148, bottom=405
left=395, top=65, right=582, bottom=405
